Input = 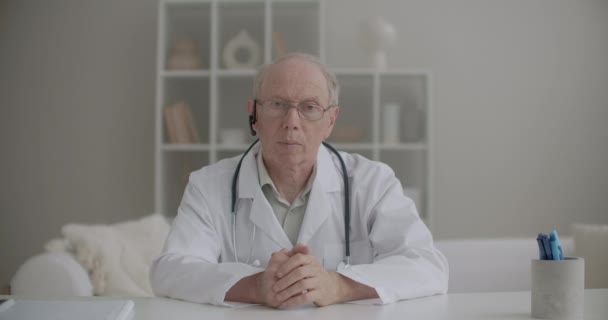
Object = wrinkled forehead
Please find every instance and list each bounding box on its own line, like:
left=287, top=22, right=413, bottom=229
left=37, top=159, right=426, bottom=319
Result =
left=260, top=59, right=329, bottom=103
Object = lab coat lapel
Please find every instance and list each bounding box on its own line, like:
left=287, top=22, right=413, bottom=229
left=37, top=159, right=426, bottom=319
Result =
left=237, top=144, right=292, bottom=249
left=298, top=145, right=342, bottom=245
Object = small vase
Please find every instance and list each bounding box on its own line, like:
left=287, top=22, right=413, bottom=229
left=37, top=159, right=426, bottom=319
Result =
left=222, top=30, right=261, bottom=69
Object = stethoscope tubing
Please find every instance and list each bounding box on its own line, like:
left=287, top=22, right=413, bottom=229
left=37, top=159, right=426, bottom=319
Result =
left=230, top=139, right=351, bottom=265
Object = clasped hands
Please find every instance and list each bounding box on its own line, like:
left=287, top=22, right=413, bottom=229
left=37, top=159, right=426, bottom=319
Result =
left=255, top=243, right=344, bottom=308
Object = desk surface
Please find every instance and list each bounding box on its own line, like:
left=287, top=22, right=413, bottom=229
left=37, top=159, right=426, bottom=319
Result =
left=5, top=289, right=607, bottom=320
left=136, top=290, right=608, bottom=320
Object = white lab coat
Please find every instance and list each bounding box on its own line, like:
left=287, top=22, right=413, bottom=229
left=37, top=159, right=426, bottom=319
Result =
left=150, top=143, right=448, bottom=306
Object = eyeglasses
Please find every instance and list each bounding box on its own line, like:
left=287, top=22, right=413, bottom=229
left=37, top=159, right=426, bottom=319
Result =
left=255, top=99, right=333, bottom=121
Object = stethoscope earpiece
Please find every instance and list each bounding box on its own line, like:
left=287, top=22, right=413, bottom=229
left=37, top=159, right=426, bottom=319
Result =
left=249, top=100, right=258, bottom=136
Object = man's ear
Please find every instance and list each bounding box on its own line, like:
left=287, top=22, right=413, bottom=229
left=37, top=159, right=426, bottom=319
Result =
left=246, top=99, right=255, bottom=115
left=329, top=106, right=339, bottom=126
left=325, top=106, right=340, bottom=139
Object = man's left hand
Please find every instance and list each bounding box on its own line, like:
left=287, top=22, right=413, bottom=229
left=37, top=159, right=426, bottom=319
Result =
left=272, top=244, right=344, bottom=307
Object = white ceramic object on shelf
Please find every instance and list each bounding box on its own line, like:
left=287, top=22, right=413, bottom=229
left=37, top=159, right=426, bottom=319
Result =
left=382, top=102, right=401, bottom=143
left=222, top=30, right=261, bottom=69
left=358, top=16, right=397, bottom=70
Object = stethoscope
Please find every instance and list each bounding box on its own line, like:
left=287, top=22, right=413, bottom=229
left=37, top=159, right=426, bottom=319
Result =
left=230, top=139, right=351, bottom=267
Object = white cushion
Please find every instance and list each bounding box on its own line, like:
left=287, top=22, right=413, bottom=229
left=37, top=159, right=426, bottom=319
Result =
left=11, top=252, right=93, bottom=296
left=572, top=224, right=608, bottom=288
left=55, top=213, right=170, bottom=296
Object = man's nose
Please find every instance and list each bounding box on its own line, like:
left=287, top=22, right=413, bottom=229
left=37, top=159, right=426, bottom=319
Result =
left=282, top=104, right=301, bottom=128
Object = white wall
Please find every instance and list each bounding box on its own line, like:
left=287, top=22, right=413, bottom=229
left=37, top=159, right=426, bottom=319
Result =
left=325, top=0, right=608, bottom=238
left=1, top=0, right=607, bottom=288
left=0, top=0, right=157, bottom=288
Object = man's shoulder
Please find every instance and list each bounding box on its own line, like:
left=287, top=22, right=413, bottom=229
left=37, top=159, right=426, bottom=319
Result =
left=339, top=151, right=395, bottom=178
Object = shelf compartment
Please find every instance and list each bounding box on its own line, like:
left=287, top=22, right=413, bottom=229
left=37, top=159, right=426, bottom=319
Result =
left=379, top=74, right=428, bottom=143
left=328, top=74, right=374, bottom=144
left=217, top=2, right=265, bottom=70
left=164, top=2, right=211, bottom=71
left=271, top=1, right=320, bottom=58
left=162, top=151, right=209, bottom=215
left=163, top=78, right=210, bottom=144
left=216, top=77, right=255, bottom=145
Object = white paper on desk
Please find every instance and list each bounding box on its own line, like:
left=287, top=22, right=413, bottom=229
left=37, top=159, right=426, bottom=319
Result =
left=0, top=299, right=134, bottom=320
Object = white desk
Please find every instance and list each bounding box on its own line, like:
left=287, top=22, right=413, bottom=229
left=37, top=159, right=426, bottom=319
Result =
left=4, top=290, right=607, bottom=320
left=132, top=290, right=607, bottom=320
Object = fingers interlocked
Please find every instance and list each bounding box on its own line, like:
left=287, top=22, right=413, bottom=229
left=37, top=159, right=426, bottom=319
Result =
left=262, top=244, right=340, bottom=308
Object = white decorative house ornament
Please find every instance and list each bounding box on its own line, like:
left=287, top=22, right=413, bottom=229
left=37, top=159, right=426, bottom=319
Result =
left=222, top=30, right=261, bottom=69
left=359, top=16, right=397, bottom=70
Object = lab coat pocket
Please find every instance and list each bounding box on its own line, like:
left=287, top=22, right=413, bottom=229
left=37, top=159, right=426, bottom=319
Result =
left=323, top=240, right=373, bottom=271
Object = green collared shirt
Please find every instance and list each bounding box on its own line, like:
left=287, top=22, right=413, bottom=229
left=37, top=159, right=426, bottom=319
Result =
left=256, top=149, right=316, bottom=245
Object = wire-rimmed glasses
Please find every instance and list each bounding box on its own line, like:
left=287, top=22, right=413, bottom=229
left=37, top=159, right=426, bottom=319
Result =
left=255, top=99, right=333, bottom=121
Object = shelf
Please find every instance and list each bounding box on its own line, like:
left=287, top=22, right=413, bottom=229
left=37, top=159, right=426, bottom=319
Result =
left=217, top=144, right=253, bottom=151
left=163, top=70, right=210, bottom=78
left=332, top=143, right=373, bottom=150
left=216, top=69, right=257, bottom=77
left=162, top=144, right=212, bottom=151
left=161, top=142, right=426, bottom=152
left=334, top=68, right=429, bottom=76
left=156, top=0, right=432, bottom=222
left=378, top=143, right=427, bottom=151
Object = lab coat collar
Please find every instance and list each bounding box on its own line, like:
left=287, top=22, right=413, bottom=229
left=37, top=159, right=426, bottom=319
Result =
left=237, top=143, right=292, bottom=248
left=237, top=143, right=342, bottom=248
left=298, top=145, right=342, bottom=244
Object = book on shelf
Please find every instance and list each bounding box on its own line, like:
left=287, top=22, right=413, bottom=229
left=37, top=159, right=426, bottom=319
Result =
left=163, top=101, right=199, bottom=144
left=272, top=31, right=288, bottom=58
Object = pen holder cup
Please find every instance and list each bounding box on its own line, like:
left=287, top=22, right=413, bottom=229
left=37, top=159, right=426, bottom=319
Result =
left=531, top=257, right=585, bottom=320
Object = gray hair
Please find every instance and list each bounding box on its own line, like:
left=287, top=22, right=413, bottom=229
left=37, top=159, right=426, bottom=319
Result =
left=252, top=53, right=340, bottom=106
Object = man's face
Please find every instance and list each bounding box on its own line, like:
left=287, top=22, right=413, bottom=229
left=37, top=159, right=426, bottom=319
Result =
left=248, top=59, right=339, bottom=168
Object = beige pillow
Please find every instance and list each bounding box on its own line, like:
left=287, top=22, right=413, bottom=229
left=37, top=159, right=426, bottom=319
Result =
left=572, top=223, right=608, bottom=288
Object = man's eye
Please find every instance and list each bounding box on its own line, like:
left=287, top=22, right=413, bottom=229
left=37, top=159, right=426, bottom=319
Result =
left=305, top=104, right=320, bottom=112
left=270, top=101, right=283, bottom=107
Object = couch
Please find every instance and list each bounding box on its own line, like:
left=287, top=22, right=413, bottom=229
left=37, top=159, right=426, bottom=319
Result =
left=11, top=236, right=579, bottom=297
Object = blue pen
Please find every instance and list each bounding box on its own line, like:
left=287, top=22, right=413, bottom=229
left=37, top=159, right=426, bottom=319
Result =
left=550, top=229, right=563, bottom=260
left=541, top=234, right=552, bottom=260
left=536, top=234, right=547, bottom=260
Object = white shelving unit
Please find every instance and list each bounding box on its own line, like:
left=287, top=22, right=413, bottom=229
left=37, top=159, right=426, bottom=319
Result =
left=155, top=0, right=433, bottom=228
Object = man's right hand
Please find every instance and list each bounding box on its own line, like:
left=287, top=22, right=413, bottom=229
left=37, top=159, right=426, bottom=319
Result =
left=226, top=246, right=308, bottom=306
left=255, top=248, right=292, bottom=307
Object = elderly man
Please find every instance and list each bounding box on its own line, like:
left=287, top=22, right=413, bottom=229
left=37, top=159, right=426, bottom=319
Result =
left=150, top=53, right=448, bottom=308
